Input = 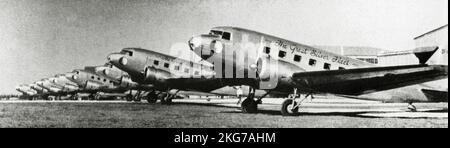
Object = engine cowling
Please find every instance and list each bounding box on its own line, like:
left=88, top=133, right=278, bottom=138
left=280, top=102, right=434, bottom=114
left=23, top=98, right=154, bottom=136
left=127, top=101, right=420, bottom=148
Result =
left=255, top=57, right=279, bottom=81
left=85, top=81, right=100, bottom=90
left=144, top=66, right=172, bottom=84
left=253, top=56, right=306, bottom=89
left=119, top=76, right=136, bottom=88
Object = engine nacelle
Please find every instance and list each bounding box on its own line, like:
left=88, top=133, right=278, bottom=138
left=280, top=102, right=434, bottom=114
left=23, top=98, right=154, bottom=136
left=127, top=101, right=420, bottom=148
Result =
left=144, top=66, right=172, bottom=84
left=254, top=56, right=306, bottom=89
left=85, top=81, right=101, bottom=90
left=255, top=57, right=279, bottom=81
left=119, top=76, right=137, bottom=88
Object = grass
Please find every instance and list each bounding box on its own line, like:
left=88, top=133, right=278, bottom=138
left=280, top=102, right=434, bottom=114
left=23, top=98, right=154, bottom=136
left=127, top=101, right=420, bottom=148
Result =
left=0, top=102, right=447, bottom=128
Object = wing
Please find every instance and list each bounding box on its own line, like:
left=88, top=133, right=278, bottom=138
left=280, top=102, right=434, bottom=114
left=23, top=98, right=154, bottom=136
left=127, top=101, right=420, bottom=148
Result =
left=291, top=64, right=448, bottom=95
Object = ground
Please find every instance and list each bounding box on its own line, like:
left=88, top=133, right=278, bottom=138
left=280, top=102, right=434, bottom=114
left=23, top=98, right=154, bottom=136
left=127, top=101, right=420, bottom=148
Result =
left=0, top=98, right=447, bottom=128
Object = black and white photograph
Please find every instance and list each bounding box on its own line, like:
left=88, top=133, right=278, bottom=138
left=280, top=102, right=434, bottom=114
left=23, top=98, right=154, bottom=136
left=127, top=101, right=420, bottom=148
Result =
left=0, top=0, right=447, bottom=133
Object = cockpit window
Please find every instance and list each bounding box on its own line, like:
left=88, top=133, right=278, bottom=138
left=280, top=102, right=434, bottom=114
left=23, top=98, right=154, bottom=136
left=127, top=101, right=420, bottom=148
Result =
left=222, top=32, right=231, bottom=40
left=209, top=30, right=223, bottom=36
left=120, top=50, right=133, bottom=56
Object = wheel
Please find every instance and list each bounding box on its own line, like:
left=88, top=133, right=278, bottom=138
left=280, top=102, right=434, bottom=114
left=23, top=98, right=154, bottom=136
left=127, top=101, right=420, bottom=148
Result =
left=241, top=98, right=257, bottom=113
left=146, top=93, right=158, bottom=104
left=88, top=94, right=96, bottom=100
left=159, top=93, right=169, bottom=104
left=94, top=94, right=101, bottom=100
left=281, top=99, right=299, bottom=116
left=125, top=94, right=133, bottom=102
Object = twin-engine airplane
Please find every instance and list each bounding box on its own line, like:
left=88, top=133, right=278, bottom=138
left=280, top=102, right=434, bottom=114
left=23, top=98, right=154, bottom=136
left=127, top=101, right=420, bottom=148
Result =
left=107, top=48, right=280, bottom=103
left=108, top=27, right=447, bottom=116
left=187, top=26, right=448, bottom=115
left=15, top=84, right=39, bottom=100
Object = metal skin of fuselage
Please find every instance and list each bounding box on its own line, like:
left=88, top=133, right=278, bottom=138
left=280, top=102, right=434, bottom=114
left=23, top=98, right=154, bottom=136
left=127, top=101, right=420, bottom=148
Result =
left=92, top=64, right=156, bottom=92
left=15, top=85, right=43, bottom=100
left=107, top=48, right=279, bottom=100
left=188, top=26, right=448, bottom=96
left=189, top=26, right=376, bottom=93
left=65, top=69, right=137, bottom=100
left=16, top=85, right=37, bottom=96
left=187, top=26, right=448, bottom=115
left=32, top=76, right=80, bottom=100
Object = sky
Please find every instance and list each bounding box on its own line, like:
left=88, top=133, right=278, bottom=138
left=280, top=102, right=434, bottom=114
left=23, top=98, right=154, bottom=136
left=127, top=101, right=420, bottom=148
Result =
left=0, top=0, right=448, bottom=94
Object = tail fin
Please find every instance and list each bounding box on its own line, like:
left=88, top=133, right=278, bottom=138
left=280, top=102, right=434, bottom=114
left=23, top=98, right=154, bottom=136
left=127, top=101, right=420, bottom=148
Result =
left=414, top=46, right=439, bottom=64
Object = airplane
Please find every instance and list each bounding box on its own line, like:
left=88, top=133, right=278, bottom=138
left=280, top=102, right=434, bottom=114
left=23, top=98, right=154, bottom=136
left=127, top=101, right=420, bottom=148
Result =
left=15, top=84, right=39, bottom=100
left=90, top=64, right=159, bottom=102
left=29, top=83, right=51, bottom=100
left=107, top=48, right=282, bottom=104
left=186, top=26, right=448, bottom=115
left=35, top=79, right=67, bottom=100
left=64, top=69, right=140, bottom=101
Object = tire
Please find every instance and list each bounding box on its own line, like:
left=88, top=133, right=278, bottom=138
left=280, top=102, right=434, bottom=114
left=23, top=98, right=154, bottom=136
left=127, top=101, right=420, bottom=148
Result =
left=241, top=98, right=257, bottom=113
left=281, top=99, right=299, bottom=116
left=125, top=95, right=133, bottom=102
left=146, top=93, right=158, bottom=104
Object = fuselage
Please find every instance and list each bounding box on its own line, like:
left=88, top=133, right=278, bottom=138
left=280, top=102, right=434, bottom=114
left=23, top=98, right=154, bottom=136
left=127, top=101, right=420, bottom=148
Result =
left=65, top=69, right=128, bottom=93
left=188, top=27, right=376, bottom=93
left=108, top=48, right=280, bottom=97
left=108, top=48, right=225, bottom=92
left=16, top=85, right=37, bottom=96
left=188, top=26, right=447, bottom=102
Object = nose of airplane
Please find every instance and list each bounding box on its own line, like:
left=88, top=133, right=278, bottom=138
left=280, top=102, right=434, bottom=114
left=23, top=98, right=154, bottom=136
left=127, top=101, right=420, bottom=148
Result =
left=107, top=53, right=127, bottom=66
left=188, top=36, right=203, bottom=51
left=188, top=35, right=221, bottom=60
left=65, top=73, right=76, bottom=80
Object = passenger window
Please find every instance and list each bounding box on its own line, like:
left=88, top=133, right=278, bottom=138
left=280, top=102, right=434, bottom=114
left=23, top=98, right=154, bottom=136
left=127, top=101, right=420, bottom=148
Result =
left=264, top=47, right=271, bottom=54
left=164, top=63, right=170, bottom=68
left=153, top=60, right=159, bottom=66
left=91, top=76, right=95, bottom=79
left=97, top=78, right=101, bottom=81
left=174, top=65, right=180, bottom=71
left=222, top=32, right=231, bottom=40
left=278, top=51, right=286, bottom=58
left=210, top=30, right=223, bottom=36
left=184, top=68, right=189, bottom=73
left=121, top=50, right=133, bottom=56
left=194, top=71, right=199, bottom=75
left=103, top=79, right=107, bottom=82
left=294, top=55, right=301, bottom=62
left=309, top=59, right=316, bottom=66
left=324, top=63, right=331, bottom=70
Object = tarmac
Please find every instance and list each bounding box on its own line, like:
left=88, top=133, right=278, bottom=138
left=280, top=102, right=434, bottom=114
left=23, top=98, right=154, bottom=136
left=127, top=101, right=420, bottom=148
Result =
left=2, top=96, right=447, bottom=119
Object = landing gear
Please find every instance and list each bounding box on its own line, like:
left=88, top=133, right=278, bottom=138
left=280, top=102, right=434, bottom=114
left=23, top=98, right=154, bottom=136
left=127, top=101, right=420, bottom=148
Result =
left=241, top=87, right=258, bottom=113
left=160, top=89, right=179, bottom=105
left=124, top=90, right=133, bottom=101
left=145, top=91, right=158, bottom=104
left=133, top=90, right=142, bottom=102
left=125, top=94, right=133, bottom=102
left=280, top=88, right=312, bottom=116
left=281, top=99, right=299, bottom=115
left=160, top=93, right=174, bottom=104
left=94, top=93, right=101, bottom=100
left=88, top=94, right=95, bottom=100
left=407, top=102, right=417, bottom=112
